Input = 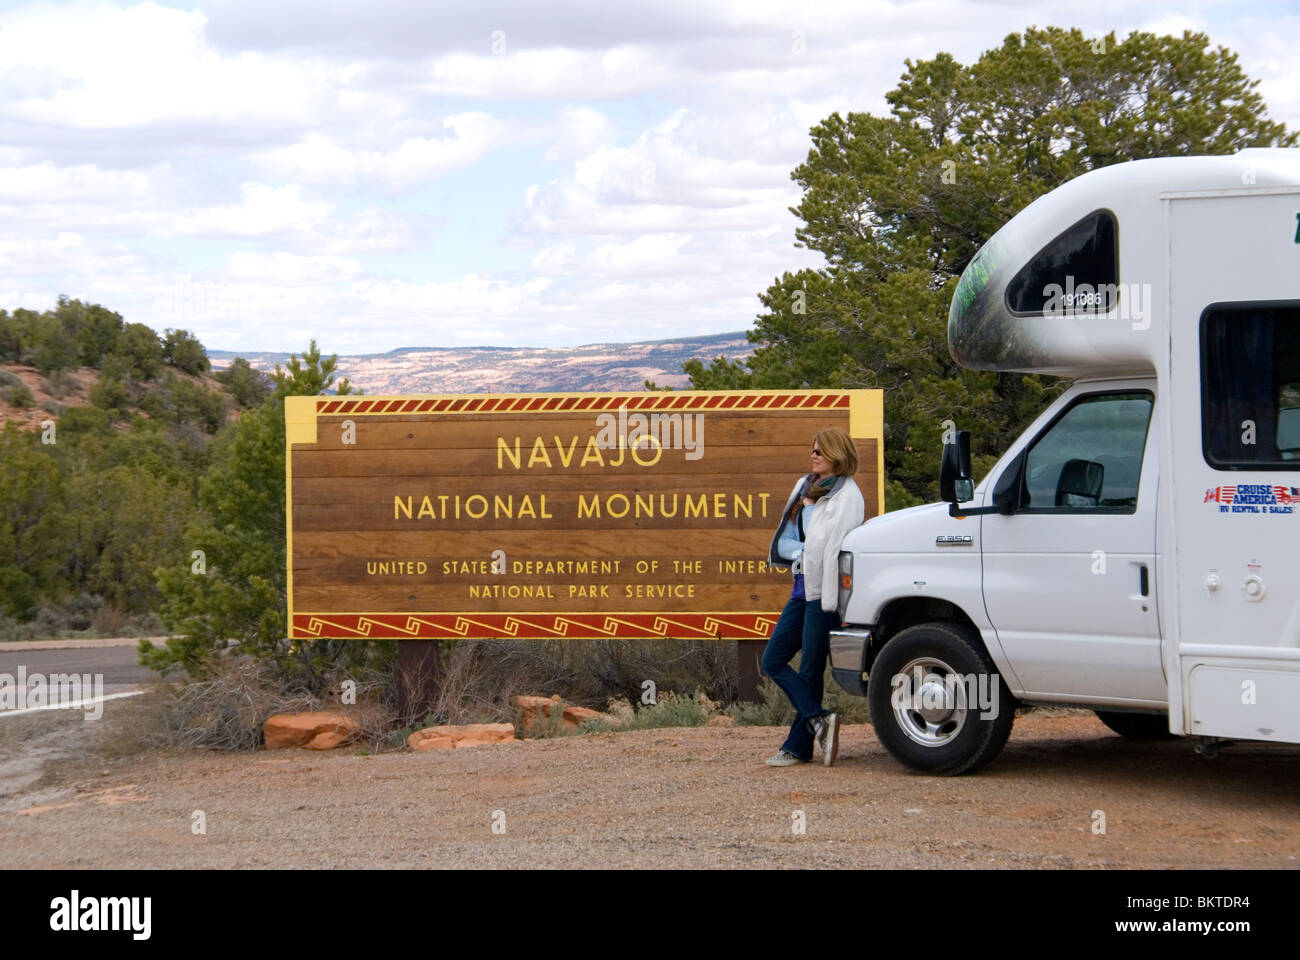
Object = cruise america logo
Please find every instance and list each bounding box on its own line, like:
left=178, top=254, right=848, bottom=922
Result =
left=1204, top=484, right=1299, bottom=514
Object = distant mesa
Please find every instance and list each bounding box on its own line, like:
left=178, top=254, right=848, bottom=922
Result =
left=208, top=331, right=753, bottom=394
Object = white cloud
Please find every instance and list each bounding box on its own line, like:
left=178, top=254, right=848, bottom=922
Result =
left=530, top=233, right=692, bottom=278
left=173, top=182, right=330, bottom=236
left=306, top=205, right=416, bottom=254
left=0, top=162, right=155, bottom=202
left=253, top=112, right=506, bottom=187
left=546, top=105, right=616, bottom=161
left=423, top=45, right=670, bottom=100
left=0, top=2, right=332, bottom=132
left=522, top=107, right=800, bottom=236
left=225, top=250, right=361, bottom=284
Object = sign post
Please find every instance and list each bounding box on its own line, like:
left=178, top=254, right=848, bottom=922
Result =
left=286, top=389, right=883, bottom=707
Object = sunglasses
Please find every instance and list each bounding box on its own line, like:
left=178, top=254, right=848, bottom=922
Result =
left=811, top=448, right=823, bottom=456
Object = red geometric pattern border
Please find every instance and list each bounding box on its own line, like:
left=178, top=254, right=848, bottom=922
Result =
left=315, top=393, right=850, bottom=416
left=292, top=612, right=779, bottom=640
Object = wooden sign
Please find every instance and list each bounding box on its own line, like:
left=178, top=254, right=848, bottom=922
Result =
left=286, top=389, right=883, bottom=640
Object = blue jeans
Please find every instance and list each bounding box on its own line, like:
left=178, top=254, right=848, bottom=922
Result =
left=761, top=594, right=838, bottom=760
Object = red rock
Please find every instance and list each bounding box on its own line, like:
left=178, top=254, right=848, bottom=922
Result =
left=407, top=730, right=454, bottom=751
left=563, top=705, right=603, bottom=726
left=263, top=711, right=361, bottom=750
left=408, top=723, right=515, bottom=751
left=511, top=694, right=563, bottom=734
left=512, top=695, right=605, bottom=733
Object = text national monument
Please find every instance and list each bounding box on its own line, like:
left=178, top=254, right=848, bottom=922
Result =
left=285, top=390, right=883, bottom=642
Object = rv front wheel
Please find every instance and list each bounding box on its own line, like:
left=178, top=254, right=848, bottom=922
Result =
left=867, top=622, right=1014, bottom=776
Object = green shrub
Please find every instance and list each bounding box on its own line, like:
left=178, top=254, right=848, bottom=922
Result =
left=40, top=369, right=78, bottom=399
left=618, top=690, right=717, bottom=729
left=0, top=370, right=21, bottom=387
left=90, top=376, right=131, bottom=414
left=728, top=676, right=797, bottom=726
left=525, top=700, right=580, bottom=739
left=0, top=613, right=42, bottom=642
left=163, top=328, right=210, bottom=375
left=141, top=372, right=228, bottom=433
left=2, top=382, right=34, bottom=407
left=32, top=328, right=77, bottom=375
left=110, top=323, right=164, bottom=381
left=726, top=669, right=873, bottom=726
left=214, top=357, right=271, bottom=409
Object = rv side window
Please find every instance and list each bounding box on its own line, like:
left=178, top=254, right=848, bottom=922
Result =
left=1005, top=210, right=1119, bottom=317
left=1020, top=392, right=1153, bottom=513
left=1201, top=303, right=1300, bottom=469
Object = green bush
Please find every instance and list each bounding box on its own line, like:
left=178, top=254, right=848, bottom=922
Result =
left=727, top=668, right=872, bottom=726
left=523, top=700, right=579, bottom=739
left=140, top=372, right=229, bottom=433
left=40, top=369, right=78, bottom=399
left=32, top=328, right=78, bottom=375
left=587, top=690, right=719, bottom=732
left=728, top=676, right=798, bottom=726
left=0, top=370, right=21, bottom=387
left=111, top=323, right=164, bottom=381
left=0, top=612, right=42, bottom=642
left=2, top=382, right=34, bottom=407
left=0, top=315, right=19, bottom=363
left=89, top=376, right=131, bottom=414
left=214, top=357, right=271, bottom=409
left=163, top=328, right=210, bottom=375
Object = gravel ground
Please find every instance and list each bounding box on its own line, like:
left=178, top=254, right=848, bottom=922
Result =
left=3, top=705, right=1300, bottom=869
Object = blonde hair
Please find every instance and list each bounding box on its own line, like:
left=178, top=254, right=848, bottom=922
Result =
left=814, top=427, right=859, bottom=477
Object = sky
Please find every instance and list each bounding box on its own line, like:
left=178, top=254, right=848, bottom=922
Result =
left=0, top=0, right=1297, bottom=354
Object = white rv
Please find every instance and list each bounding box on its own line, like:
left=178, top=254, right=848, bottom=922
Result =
left=831, top=149, right=1300, bottom=774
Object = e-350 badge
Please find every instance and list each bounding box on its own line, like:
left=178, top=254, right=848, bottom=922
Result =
left=935, top=534, right=974, bottom=546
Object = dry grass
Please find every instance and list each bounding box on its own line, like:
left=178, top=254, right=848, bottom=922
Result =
left=158, top=656, right=319, bottom=750
left=407, top=638, right=573, bottom=728
left=403, top=636, right=742, bottom=727
left=104, top=654, right=399, bottom=752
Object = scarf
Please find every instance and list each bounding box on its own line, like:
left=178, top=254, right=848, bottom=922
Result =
left=789, top=473, right=836, bottom=521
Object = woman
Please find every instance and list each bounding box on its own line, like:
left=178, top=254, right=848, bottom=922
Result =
left=761, top=427, right=865, bottom=767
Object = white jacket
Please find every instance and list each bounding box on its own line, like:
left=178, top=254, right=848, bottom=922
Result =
left=768, top=474, right=865, bottom=612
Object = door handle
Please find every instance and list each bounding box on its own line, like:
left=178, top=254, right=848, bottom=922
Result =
left=1139, top=564, right=1150, bottom=597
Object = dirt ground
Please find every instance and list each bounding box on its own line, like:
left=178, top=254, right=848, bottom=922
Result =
left=3, top=704, right=1299, bottom=869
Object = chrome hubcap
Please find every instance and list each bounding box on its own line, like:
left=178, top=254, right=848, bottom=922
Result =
left=891, top=656, right=968, bottom=748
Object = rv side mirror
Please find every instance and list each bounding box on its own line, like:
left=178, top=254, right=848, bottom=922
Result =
left=940, top=430, right=974, bottom=503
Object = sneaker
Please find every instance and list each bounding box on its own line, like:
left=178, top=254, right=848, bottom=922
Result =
left=765, top=749, right=807, bottom=767
left=815, top=713, right=840, bottom=767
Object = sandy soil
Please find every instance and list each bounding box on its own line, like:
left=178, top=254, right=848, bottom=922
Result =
left=4, top=704, right=1299, bottom=870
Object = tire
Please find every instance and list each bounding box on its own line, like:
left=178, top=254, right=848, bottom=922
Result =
left=867, top=621, right=1015, bottom=776
left=1094, top=710, right=1172, bottom=740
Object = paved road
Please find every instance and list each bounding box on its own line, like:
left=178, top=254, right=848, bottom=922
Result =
left=0, top=642, right=160, bottom=697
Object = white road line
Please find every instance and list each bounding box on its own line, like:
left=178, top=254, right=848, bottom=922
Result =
left=0, top=689, right=144, bottom=719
